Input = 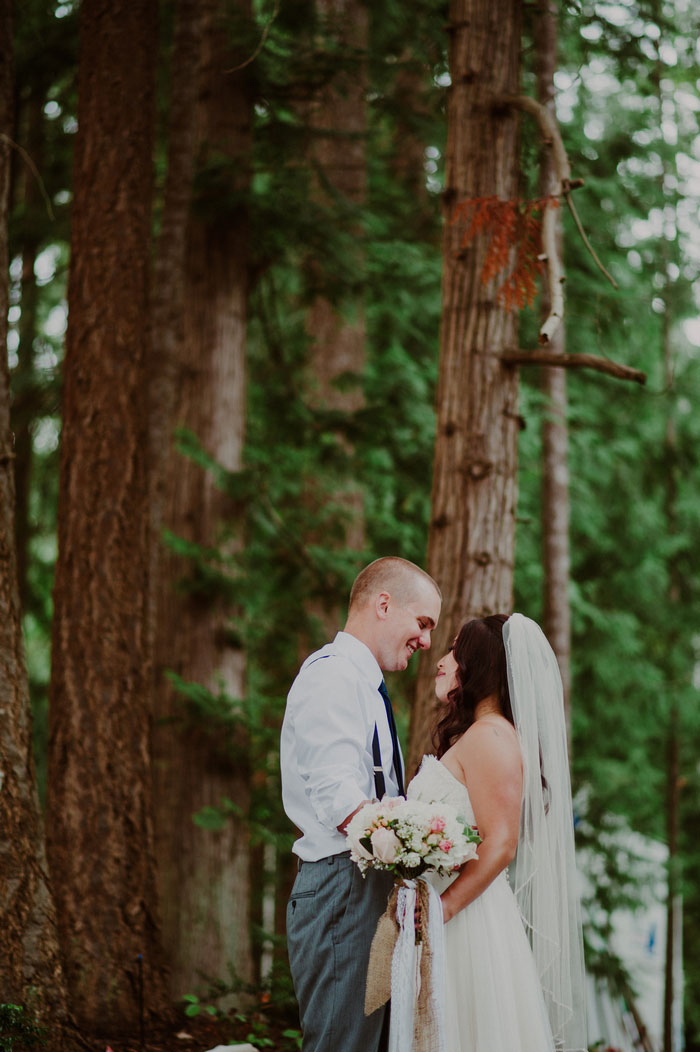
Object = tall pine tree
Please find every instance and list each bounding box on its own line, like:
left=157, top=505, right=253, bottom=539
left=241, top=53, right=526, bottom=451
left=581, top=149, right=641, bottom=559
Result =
left=46, top=0, right=167, bottom=1030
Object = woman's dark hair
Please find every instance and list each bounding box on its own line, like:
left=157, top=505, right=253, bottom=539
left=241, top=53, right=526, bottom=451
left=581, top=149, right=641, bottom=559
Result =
left=433, top=614, right=513, bottom=759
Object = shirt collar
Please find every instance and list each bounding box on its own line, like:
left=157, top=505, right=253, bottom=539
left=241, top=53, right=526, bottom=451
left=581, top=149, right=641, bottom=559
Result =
left=333, top=631, right=383, bottom=690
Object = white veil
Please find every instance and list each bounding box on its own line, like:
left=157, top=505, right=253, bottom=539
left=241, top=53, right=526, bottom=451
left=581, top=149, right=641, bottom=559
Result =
left=503, top=614, right=587, bottom=1052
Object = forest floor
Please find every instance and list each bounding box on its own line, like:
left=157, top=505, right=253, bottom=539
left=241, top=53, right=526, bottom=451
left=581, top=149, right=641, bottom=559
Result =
left=64, top=1003, right=302, bottom=1052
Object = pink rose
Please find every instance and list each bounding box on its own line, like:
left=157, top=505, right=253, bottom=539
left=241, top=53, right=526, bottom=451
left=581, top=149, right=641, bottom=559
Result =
left=429, top=817, right=446, bottom=833
left=371, top=827, right=402, bottom=864
left=438, top=839, right=453, bottom=853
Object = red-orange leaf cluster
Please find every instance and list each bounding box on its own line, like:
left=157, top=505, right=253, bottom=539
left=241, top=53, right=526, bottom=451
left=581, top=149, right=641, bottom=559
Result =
left=451, top=195, right=559, bottom=310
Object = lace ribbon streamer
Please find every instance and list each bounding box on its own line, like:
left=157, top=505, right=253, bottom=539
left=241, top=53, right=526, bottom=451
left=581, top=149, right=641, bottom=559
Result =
left=365, top=877, right=447, bottom=1052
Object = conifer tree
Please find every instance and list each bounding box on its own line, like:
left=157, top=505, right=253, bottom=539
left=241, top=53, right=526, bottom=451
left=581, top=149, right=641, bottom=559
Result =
left=151, top=0, right=254, bottom=995
left=304, top=0, right=369, bottom=629
left=46, top=0, right=167, bottom=1029
left=0, top=0, right=66, bottom=1020
left=408, top=0, right=523, bottom=769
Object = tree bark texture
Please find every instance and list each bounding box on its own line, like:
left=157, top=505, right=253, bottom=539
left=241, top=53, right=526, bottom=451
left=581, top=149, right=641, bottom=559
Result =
left=306, top=0, right=368, bottom=413
left=13, top=88, right=45, bottom=612
left=46, top=0, right=166, bottom=1031
left=303, top=0, right=368, bottom=586
left=408, top=0, right=522, bottom=771
left=149, top=0, right=203, bottom=575
left=151, top=0, right=253, bottom=997
left=535, top=0, right=572, bottom=730
left=0, top=1, right=67, bottom=1020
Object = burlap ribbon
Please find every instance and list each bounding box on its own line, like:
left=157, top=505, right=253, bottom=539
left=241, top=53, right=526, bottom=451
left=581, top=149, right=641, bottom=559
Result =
left=365, top=878, right=445, bottom=1052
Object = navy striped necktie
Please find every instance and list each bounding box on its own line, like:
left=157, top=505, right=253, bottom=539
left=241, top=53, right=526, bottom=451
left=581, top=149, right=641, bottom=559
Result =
left=378, top=680, right=405, bottom=797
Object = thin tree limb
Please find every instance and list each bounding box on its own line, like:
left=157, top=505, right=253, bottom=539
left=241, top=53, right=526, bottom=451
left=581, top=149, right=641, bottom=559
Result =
left=538, top=200, right=564, bottom=344
left=495, top=94, right=619, bottom=315
left=563, top=187, right=619, bottom=289
left=501, top=349, right=646, bottom=385
left=496, top=94, right=567, bottom=341
left=225, top=0, right=280, bottom=73
left=0, top=133, right=55, bottom=220
left=497, top=93, right=571, bottom=180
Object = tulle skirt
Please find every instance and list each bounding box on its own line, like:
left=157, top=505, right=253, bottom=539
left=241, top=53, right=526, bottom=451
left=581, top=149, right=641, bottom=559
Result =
left=429, top=870, right=555, bottom=1052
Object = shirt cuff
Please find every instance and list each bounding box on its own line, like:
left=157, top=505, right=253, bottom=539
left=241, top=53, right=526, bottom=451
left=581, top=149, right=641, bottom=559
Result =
left=315, top=782, right=367, bottom=830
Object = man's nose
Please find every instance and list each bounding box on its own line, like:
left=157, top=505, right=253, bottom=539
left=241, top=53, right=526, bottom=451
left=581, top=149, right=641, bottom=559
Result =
left=419, top=630, right=432, bottom=649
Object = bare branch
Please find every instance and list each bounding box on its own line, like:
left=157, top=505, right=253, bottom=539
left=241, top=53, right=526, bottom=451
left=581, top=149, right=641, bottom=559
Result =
left=495, top=94, right=619, bottom=298
left=495, top=94, right=568, bottom=341
left=225, top=0, right=280, bottom=73
left=563, top=189, right=619, bottom=289
left=538, top=200, right=564, bottom=344
left=501, top=349, right=646, bottom=385
left=496, top=94, right=571, bottom=182
left=0, top=133, right=55, bottom=220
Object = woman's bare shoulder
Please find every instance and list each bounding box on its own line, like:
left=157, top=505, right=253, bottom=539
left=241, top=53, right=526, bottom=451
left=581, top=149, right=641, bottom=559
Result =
left=453, top=716, right=520, bottom=766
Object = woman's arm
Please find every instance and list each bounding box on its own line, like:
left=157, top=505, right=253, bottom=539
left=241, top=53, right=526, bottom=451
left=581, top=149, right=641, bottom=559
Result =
left=440, top=720, right=522, bottom=923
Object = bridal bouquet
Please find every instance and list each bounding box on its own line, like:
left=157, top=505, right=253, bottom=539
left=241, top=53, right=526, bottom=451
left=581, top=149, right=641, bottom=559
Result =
left=350, top=798, right=480, bottom=1052
left=346, top=797, right=481, bottom=881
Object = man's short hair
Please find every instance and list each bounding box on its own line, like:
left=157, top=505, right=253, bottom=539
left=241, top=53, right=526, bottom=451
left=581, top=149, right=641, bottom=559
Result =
left=348, top=557, right=441, bottom=611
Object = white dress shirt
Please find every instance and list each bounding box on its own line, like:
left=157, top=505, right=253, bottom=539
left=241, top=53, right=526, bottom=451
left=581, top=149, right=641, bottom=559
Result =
left=280, top=631, right=403, bottom=862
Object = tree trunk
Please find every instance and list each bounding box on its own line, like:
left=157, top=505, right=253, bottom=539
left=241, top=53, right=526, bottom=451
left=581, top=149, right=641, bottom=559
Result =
left=535, top=0, right=572, bottom=732
left=46, top=0, right=167, bottom=1032
left=151, top=0, right=253, bottom=998
left=664, top=700, right=680, bottom=1052
left=661, top=271, right=680, bottom=1052
left=651, top=15, right=682, bottom=1042
left=149, top=0, right=202, bottom=569
left=408, top=0, right=522, bottom=771
left=303, top=0, right=369, bottom=622
left=390, top=51, right=431, bottom=228
left=306, top=0, right=367, bottom=410
left=0, top=1, right=67, bottom=1021
left=13, top=88, right=45, bottom=612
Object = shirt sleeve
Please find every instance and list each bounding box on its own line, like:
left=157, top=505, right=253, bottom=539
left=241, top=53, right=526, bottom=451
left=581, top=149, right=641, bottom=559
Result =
left=291, top=657, right=371, bottom=830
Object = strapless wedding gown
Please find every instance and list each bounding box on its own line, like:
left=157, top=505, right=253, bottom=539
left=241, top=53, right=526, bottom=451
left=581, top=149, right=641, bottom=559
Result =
left=407, top=755, right=555, bottom=1052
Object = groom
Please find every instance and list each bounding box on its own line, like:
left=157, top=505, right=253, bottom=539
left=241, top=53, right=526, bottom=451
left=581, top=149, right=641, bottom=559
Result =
left=281, top=557, right=442, bottom=1052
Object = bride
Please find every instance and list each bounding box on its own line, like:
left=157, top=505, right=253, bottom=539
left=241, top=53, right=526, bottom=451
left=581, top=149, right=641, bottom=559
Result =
left=407, top=613, right=587, bottom=1052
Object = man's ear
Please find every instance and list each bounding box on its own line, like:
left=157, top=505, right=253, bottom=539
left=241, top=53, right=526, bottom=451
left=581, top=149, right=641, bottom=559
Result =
left=375, top=591, right=391, bottom=619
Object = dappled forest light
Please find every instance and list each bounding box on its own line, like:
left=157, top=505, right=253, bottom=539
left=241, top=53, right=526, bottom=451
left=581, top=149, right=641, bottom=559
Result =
left=1, top=0, right=700, bottom=1050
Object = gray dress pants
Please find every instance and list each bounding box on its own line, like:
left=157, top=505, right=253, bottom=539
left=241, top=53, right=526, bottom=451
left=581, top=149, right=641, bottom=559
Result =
left=286, top=851, right=394, bottom=1052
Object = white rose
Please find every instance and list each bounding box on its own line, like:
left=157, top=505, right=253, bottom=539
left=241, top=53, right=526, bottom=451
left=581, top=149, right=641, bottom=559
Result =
left=370, top=827, right=402, bottom=864
left=347, top=828, right=373, bottom=862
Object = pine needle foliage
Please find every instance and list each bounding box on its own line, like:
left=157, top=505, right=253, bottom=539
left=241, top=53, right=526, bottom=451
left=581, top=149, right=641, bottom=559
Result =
left=451, top=195, right=557, bottom=309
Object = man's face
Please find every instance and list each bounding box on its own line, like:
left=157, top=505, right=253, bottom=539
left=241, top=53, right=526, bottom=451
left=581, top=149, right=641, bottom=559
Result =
left=377, top=581, right=441, bottom=672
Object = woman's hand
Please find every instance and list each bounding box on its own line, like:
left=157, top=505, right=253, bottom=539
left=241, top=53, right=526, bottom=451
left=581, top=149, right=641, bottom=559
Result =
left=440, top=896, right=457, bottom=924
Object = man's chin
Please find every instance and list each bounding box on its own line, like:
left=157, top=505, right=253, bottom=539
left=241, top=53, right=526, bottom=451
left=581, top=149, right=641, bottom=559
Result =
left=386, top=656, right=409, bottom=673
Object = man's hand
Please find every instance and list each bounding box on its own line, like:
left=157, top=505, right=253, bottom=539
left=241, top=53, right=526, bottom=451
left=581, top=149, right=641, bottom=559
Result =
left=337, top=799, right=372, bottom=834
